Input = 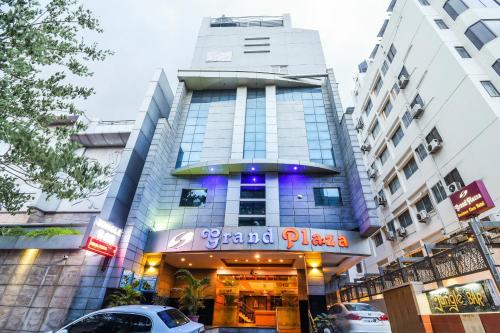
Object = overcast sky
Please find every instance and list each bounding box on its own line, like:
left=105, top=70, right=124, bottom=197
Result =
left=80, top=0, right=388, bottom=120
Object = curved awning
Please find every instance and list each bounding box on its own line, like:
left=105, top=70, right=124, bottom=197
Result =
left=171, top=158, right=340, bottom=176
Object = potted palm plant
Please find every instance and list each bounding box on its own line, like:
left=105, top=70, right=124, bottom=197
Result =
left=175, top=269, right=210, bottom=322
left=106, top=280, right=144, bottom=307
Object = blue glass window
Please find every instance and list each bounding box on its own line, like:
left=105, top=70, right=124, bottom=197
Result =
left=175, top=90, right=236, bottom=168
left=276, top=87, right=335, bottom=166
left=244, top=89, right=266, bottom=158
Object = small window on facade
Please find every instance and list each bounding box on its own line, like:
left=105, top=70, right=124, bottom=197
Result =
left=391, top=126, right=404, bottom=147
left=425, top=127, right=443, bottom=143
left=387, top=44, right=397, bottom=63
left=378, top=189, right=386, bottom=201
left=381, top=60, right=389, bottom=75
left=241, top=173, right=265, bottom=184
left=382, top=99, right=393, bottom=117
left=416, top=194, right=434, bottom=213
left=373, top=75, right=384, bottom=95
left=444, top=168, right=465, bottom=187
left=379, top=147, right=390, bottom=165
left=403, top=157, right=419, bottom=179
left=313, top=188, right=342, bottom=206
left=431, top=181, right=448, bottom=203
left=435, top=19, right=449, bottom=29
left=373, top=232, right=384, bottom=247
left=443, top=0, right=469, bottom=21
left=455, top=46, right=471, bottom=58
left=240, top=186, right=266, bottom=199
left=239, top=201, right=266, bottom=215
left=419, top=0, right=430, bottom=5
left=398, top=210, right=413, bottom=227
left=239, top=217, right=266, bottom=226
left=481, top=80, right=500, bottom=97
left=387, top=220, right=396, bottom=233
left=402, top=110, right=413, bottom=128
left=364, top=98, right=373, bottom=115
left=465, top=20, right=498, bottom=50
left=356, top=263, right=363, bottom=273
left=492, top=59, right=500, bottom=76
left=411, top=94, right=425, bottom=108
left=179, top=189, right=207, bottom=207
left=388, top=176, right=401, bottom=194
left=391, top=82, right=401, bottom=97
left=371, top=121, right=381, bottom=139
left=415, top=143, right=428, bottom=161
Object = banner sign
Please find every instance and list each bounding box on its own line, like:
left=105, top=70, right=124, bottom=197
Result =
left=81, top=217, right=123, bottom=257
left=145, top=226, right=370, bottom=256
left=83, top=237, right=117, bottom=257
left=425, top=280, right=499, bottom=314
left=449, top=180, right=495, bottom=221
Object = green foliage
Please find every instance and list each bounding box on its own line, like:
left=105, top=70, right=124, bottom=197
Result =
left=175, top=269, right=210, bottom=316
left=0, top=226, right=79, bottom=238
left=313, top=313, right=339, bottom=333
left=0, top=0, right=113, bottom=211
left=106, top=280, right=143, bottom=307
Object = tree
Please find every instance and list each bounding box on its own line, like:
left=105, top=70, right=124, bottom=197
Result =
left=0, top=0, right=112, bottom=211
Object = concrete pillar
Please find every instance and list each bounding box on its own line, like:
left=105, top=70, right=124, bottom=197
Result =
left=265, top=85, right=278, bottom=159
left=266, top=172, right=280, bottom=226
left=231, top=86, right=247, bottom=159
left=304, top=253, right=327, bottom=317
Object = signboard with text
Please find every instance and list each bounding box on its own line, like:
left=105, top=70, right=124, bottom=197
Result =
left=82, top=237, right=117, bottom=257
left=425, top=280, right=499, bottom=314
left=81, top=217, right=123, bottom=257
left=449, top=180, right=495, bottom=221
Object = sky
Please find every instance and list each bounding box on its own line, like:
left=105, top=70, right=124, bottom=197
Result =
left=80, top=0, right=389, bottom=121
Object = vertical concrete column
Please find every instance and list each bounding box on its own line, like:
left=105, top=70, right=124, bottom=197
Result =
left=224, top=174, right=241, bottom=226
left=265, top=85, right=278, bottom=159
left=231, top=86, right=247, bottom=159
left=266, top=172, right=280, bottom=226
left=305, top=253, right=327, bottom=317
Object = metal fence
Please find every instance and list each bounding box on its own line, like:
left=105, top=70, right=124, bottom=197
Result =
left=339, top=240, right=489, bottom=302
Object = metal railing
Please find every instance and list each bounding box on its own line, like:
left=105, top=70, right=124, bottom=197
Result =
left=339, top=240, right=489, bottom=302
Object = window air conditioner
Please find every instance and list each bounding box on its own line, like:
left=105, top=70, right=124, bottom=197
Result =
left=446, top=182, right=462, bottom=196
left=427, top=139, right=442, bottom=154
left=386, top=231, right=396, bottom=241
left=398, top=75, right=409, bottom=89
left=411, top=103, right=425, bottom=119
left=361, top=143, right=371, bottom=153
left=368, top=167, right=378, bottom=179
left=377, top=195, right=387, bottom=206
left=397, top=227, right=407, bottom=238
left=355, top=119, right=364, bottom=131
left=416, top=210, right=429, bottom=223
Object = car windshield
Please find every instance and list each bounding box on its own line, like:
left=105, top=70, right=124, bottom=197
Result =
left=157, top=309, right=190, bottom=328
left=345, top=304, right=378, bottom=312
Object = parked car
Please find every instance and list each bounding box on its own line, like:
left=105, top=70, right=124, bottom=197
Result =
left=327, top=303, right=391, bottom=333
left=47, top=305, right=205, bottom=333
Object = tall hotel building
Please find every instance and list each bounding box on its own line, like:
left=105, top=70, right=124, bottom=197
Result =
left=0, top=15, right=379, bottom=331
left=349, top=0, right=500, bottom=297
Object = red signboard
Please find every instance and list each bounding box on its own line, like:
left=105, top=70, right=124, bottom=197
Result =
left=83, top=237, right=117, bottom=257
left=449, top=180, right=495, bottom=221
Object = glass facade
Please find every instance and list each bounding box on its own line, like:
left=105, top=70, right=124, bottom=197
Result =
left=244, top=89, right=266, bottom=158
left=176, top=90, right=236, bottom=168
left=276, top=87, right=335, bottom=165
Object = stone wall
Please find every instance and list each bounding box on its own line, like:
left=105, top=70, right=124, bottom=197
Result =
left=0, top=249, right=93, bottom=332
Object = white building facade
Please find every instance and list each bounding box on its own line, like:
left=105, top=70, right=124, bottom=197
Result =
left=350, top=0, right=500, bottom=283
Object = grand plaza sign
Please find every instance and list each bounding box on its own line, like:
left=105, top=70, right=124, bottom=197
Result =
left=145, top=226, right=371, bottom=256
left=449, top=180, right=495, bottom=221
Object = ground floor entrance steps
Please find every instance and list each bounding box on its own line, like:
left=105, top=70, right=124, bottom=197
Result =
left=204, top=327, right=277, bottom=333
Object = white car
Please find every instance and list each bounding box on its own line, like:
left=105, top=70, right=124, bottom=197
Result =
left=327, top=302, right=391, bottom=333
left=49, top=305, right=205, bottom=333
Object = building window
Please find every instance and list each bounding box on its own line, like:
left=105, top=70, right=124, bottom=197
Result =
left=176, top=90, right=236, bottom=168
left=391, top=82, right=400, bottom=97
left=373, top=75, right=384, bottom=95
left=419, top=0, right=431, bottom=5
left=364, top=98, right=373, bottom=115
left=398, top=210, right=413, bottom=228
left=465, top=20, right=499, bottom=50
left=378, top=189, right=386, bottom=201
left=415, top=143, right=428, bottom=161
left=381, top=60, right=389, bottom=75
left=391, top=125, right=404, bottom=147
left=387, top=44, right=397, bottom=63
left=481, top=80, right=500, bottom=97
left=402, top=110, right=413, bottom=128
left=388, top=176, right=401, bottom=194
left=444, top=168, right=465, bottom=187
left=239, top=217, right=266, bottom=226
left=379, top=147, right=390, bottom=165
left=373, top=232, right=384, bottom=247
left=411, top=94, right=425, bottom=108
left=356, top=263, right=363, bottom=273
left=313, top=188, right=342, bottom=206
left=244, top=89, right=266, bottom=158
left=435, top=19, right=449, bottom=29
left=425, top=127, right=443, bottom=143
left=416, top=194, right=434, bottom=213
left=179, top=189, right=208, bottom=207
left=443, top=0, right=469, bottom=20
left=403, top=157, right=419, bottom=179
left=382, top=99, right=393, bottom=118
left=277, top=87, right=335, bottom=165
left=431, top=181, right=448, bottom=203
left=492, top=59, right=500, bottom=75
left=371, top=121, right=381, bottom=139
left=240, top=186, right=265, bottom=199
left=239, top=201, right=266, bottom=215
left=241, top=173, right=265, bottom=184
left=455, top=46, right=471, bottom=58
left=387, top=220, right=396, bottom=234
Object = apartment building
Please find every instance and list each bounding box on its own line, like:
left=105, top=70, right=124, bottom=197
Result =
left=350, top=0, right=500, bottom=281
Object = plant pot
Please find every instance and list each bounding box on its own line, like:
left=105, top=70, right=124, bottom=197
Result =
left=188, top=315, right=199, bottom=322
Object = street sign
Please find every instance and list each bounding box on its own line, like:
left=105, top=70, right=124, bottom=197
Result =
left=449, top=180, right=495, bottom=221
left=83, top=236, right=117, bottom=257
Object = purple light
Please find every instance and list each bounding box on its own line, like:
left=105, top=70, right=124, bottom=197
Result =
left=251, top=167, right=255, bottom=171
left=253, top=177, right=256, bottom=182
left=293, top=166, right=298, bottom=171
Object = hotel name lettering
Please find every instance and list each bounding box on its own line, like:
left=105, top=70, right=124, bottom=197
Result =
left=201, top=227, right=349, bottom=250
left=426, top=281, right=497, bottom=314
